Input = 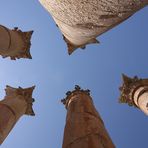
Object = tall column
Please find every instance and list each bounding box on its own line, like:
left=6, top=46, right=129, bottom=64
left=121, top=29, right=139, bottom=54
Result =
left=61, top=85, right=115, bottom=148
left=0, top=85, right=35, bottom=144
left=0, top=25, right=33, bottom=60
left=119, top=74, right=148, bottom=115
left=39, top=0, right=148, bottom=54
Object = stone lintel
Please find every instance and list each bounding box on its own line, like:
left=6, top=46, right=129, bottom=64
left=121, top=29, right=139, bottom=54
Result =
left=5, top=85, right=35, bottom=116
left=63, top=35, right=99, bottom=55
left=61, top=85, right=91, bottom=109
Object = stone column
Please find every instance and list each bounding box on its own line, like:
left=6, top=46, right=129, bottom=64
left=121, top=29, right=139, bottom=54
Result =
left=119, top=74, right=148, bottom=115
left=0, top=85, right=35, bottom=144
left=61, top=85, right=115, bottom=148
left=39, top=0, right=148, bottom=54
left=0, top=25, right=33, bottom=60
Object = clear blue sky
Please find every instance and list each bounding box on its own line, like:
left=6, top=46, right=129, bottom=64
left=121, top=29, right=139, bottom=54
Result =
left=0, top=1, right=147, bottom=148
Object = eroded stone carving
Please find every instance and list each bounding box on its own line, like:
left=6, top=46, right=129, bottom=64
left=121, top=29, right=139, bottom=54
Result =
left=0, top=85, right=35, bottom=144
left=119, top=74, right=148, bottom=115
left=0, top=25, right=33, bottom=60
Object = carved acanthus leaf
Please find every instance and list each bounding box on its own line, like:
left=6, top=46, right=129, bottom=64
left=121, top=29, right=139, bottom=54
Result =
left=61, top=85, right=91, bottom=109
left=63, top=35, right=99, bottom=55
left=5, top=85, right=35, bottom=116
left=119, top=74, right=141, bottom=107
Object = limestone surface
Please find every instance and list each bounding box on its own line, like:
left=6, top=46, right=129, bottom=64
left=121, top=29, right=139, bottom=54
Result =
left=61, top=86, right=115, bottom=148
left=39, top=0, right=148, bottom=54
left=0, top=25, right=33, bottom=60
left=0, top=86, right=35, bottom=144
left=119, top=74, right=148, bottom=115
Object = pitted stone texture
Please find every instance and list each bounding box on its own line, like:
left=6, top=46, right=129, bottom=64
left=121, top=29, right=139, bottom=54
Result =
left=40, top=0, right=146, bottom=26
left=39, top=0, right=147, bottom=54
